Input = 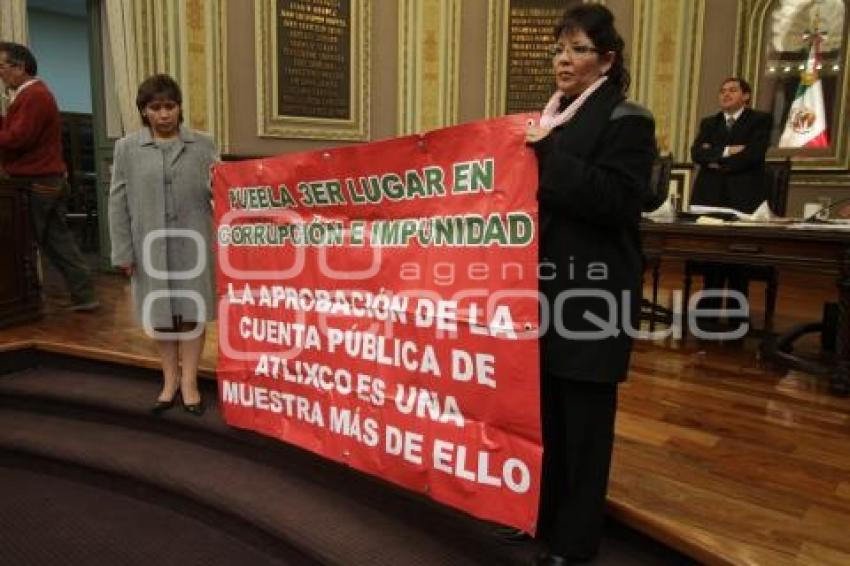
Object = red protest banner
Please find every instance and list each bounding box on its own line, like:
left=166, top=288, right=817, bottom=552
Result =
left=213, top=115, right=541, bottom=532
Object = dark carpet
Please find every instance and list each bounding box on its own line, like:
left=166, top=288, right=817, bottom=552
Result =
left=0, top=464, right=302, bottom=566
left=0, top=350, right=694, bottom=565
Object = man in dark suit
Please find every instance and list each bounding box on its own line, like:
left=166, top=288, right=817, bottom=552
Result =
left=689, top=77, right=772, bottom=329
left=690, top=77, right=771, bottom=213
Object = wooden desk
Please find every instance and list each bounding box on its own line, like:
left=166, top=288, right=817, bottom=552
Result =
left=641, top=220, right=850, bottom=395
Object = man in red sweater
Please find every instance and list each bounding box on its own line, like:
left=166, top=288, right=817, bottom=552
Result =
left=0, top=42, right=97, bottom=311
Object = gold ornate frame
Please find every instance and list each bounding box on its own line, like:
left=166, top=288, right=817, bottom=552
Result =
left=254, top=0, right=371, bottom=141
left=485, top=0, right=573, bottom=118
left=670, top=165, right=694, bottom=209
left=738, top=0, right=850, bottom=173
left=486, top=0, right=705, bottom=162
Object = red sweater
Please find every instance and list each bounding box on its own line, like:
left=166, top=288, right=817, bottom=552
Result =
left=0, top=80, right=66, bottom=177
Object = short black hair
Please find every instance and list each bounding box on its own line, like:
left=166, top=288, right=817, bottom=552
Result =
left=136, top=74, right=183, bottom=126
left=721, top=77, right=752, bottom=96
left=554, top=3, right=630, bottom=95
left=0, top=42, right=37, bottom=75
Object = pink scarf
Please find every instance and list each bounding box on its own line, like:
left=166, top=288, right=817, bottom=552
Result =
left=539, top=76, right=608, bottom=130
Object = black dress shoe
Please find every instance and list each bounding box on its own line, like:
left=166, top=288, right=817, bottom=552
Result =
left=534, top=552, right=572, bottom=566
left=534, top=550, right=596, bottom=565
left=182, top=398, right=205, bottom=416
left=150, top=398, right=176, bottom=415
left=494, top=525, right=531, bottom=544
left=533, top=552, right=570, bottom=566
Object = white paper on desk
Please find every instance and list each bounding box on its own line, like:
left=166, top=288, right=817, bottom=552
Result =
left=748, top=201, right=776, bottom=222
left=689, top=201, right=779, bottom=222
left=695, top=216, right=725, bottom=225
left=642, top=195, right=676, bottom=220
left=688, top=204, right=750, bottom=219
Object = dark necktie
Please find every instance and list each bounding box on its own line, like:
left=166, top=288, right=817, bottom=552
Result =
left=726, top=116, right=735, bottom=131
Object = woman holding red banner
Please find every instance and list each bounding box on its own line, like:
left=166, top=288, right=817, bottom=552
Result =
left=525, top=5, right=656, bottom=564
left=108, top=74, right=218, bottom=417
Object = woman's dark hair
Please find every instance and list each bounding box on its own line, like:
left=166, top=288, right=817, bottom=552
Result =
left=554, top=4, right=630, bottom=95
left=136, top=74, right=183, bottom=126
left=0, top=42, right=37, bottom=75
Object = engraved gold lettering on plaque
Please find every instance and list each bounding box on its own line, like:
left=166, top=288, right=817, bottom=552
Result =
left=277, top=0, right=352, bottom=119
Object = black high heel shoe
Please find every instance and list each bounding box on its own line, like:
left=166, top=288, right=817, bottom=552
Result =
left=182, top=397, right=205, bottom=416
left=151, top=397, right=176, bottom=415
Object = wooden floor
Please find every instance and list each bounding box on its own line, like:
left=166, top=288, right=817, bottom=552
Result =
left=1, top=262, right=848, bottom=566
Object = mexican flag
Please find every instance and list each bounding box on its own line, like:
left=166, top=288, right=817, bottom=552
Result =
left=778, top=40, right=829, bottom=148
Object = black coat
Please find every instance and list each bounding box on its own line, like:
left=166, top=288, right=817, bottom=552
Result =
left=534, top=81, right=657, bottom=384
left=689, top=108, right=771, bottom=214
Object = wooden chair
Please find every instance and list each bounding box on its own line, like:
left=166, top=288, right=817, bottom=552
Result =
left=643, top=155, right=673, bottom=212
left=683, top=158, right=792, bottom=336
left=763, top=158, right=792, bottom=217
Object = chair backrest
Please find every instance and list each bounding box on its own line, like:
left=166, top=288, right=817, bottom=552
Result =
left=643, top=155, right=673, bottom=212
left=764, top=158, right=792, bottom=216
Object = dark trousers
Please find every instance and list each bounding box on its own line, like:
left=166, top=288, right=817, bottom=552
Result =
left=537, top=376, right=618, bottom=560
left=25, top=180, right=95, bottom=304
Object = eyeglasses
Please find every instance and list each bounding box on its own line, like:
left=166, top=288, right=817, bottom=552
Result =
left=549, top=43, right=599, bottom=58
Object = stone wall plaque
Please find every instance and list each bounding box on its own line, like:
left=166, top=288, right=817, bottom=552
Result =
left=276, top=0, right=351, bottom=120
left=505, top=0, right=562, bottom=114
left=256, top=0, right=370, bottom=140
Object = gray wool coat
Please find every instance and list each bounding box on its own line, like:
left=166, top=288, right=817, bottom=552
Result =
left=108, top=126, right=218, bottom=329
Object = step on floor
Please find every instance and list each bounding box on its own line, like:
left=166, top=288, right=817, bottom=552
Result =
left=0, top=352, right=691, bottom=565
left=0, top=464, right=305, bottom=566
left=0, top=361, right=533, bottom=565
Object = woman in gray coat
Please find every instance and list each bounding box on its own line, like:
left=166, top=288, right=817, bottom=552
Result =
left=109, top=74, right=217, bottom=416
